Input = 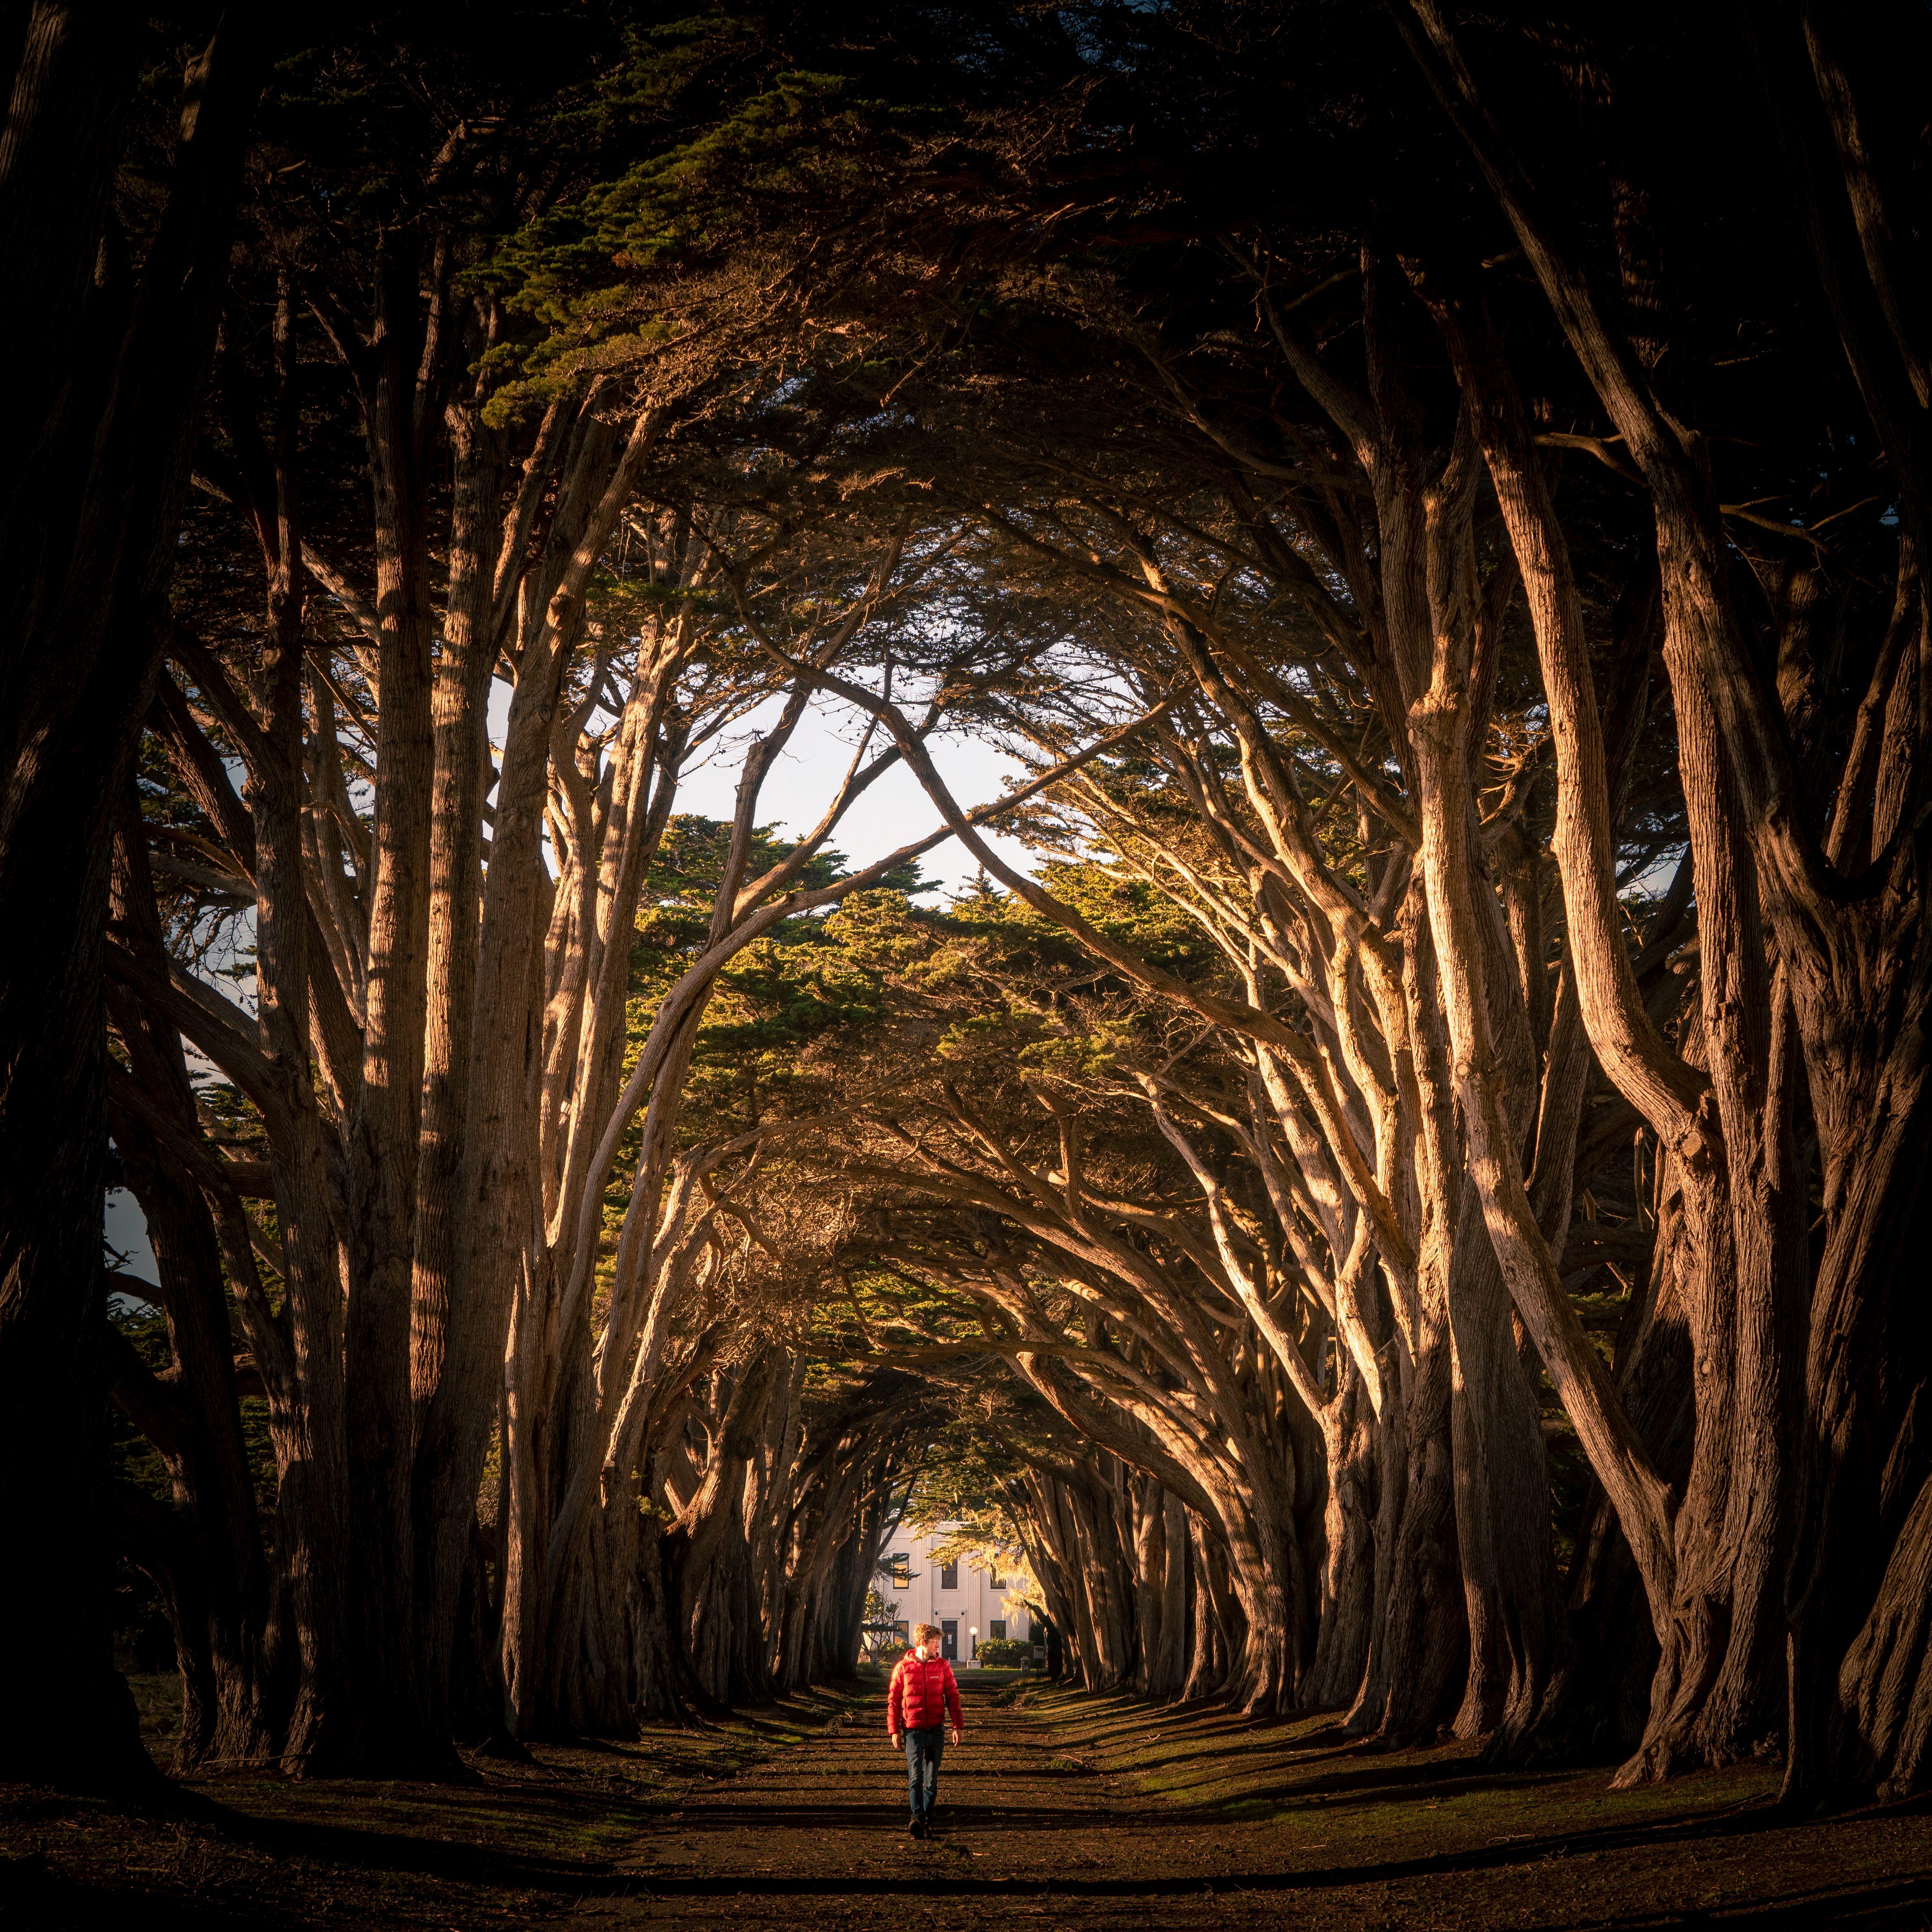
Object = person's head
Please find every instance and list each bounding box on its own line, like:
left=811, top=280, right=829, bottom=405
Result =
left=912, top=1622, right=941, bottom=1660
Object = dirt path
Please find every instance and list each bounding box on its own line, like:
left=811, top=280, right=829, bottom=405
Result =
left=5, top=1675, right=1932, bottom=1928
left=601, top=1679, right=1183, bottom=1922
left=575, top=1681, right=1932, bottom=1930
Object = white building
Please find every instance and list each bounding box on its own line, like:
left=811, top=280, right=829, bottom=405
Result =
left=874, top=1520, right=1034, bottom=1664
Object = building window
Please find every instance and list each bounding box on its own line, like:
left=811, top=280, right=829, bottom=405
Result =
left=890, top=1553, right=910, bottom=1586
left=990, top=1568, right=1006, bottom=1589
left=894, top=1620, right=909, bottom=1646
left=990, top=1620, right=1006, bottom=1642
left=940, top=1561, right=958, bottom=1591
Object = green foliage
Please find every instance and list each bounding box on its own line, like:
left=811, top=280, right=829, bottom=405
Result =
left=483, top=58, right=903, bottom=304
left=469, top=12, right=944, bottom=421
left=621, top=814, right=938, bottom=1146
left=814, top=1259, right=984, bottom=1365
left=105, top=1305, right=185, bottom=1673
left=859, top=1583, right=908, bottom=1661
left=900, top=1410, right=1035, bottom=1564
left=108, top=1304, right=176, bottom=1510
left=974, top=1636, right=1031, bottom=1666
left=453, top=1, right=1103, bottom=422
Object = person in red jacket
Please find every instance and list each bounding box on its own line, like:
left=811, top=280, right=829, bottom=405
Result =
left=887, top=1622, right=964, bottom=1837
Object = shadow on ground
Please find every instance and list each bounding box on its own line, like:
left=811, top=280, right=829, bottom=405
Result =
left=2, top=1673, right=1928, bottom=1929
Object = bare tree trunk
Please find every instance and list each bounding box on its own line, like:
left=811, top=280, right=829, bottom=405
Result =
left=338, top=243, right=442, bottom=1763
left=1447, top=1223, right=1573, bottom=1758
left=1301, top=1373, right=1377, bottom=1709
left=0, top=9, right=260, bottom=1792
left=1830, top=1463, right=1932, bottom=1801
left=106, top=799, right=277, bottom=1767
left=1351, top=1323, right=1464, bottom=1741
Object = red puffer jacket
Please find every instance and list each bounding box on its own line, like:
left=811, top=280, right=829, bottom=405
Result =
left=888, top=1653, right=962, bottom=1734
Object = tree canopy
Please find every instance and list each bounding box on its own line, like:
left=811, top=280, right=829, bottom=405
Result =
left=4, top=0, right=1930, bottom=1813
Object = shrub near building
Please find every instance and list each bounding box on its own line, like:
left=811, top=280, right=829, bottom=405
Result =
left=975, top=1637, right=1032, bottom=1668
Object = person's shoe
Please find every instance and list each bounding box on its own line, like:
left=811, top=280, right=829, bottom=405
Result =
left=907, top=1816, right=925, bottom=1839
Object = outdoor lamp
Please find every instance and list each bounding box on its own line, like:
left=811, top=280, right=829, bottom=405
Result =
left=970, top=1624, right=977, bottom=1661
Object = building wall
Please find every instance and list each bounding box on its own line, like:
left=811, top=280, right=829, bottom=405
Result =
left=875, top=1521, right=1032, bottom=1663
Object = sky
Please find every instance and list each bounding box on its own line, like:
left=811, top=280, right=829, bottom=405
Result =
left=654, top=685, right=1036, bottom=899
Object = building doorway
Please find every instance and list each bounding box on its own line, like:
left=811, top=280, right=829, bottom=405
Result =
left=940, top=1620, right=958, bottom=1661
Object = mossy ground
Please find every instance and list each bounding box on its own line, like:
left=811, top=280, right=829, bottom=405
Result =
left=1002, top=1683, right=1932, bottom=1924
left=1, top=1670, right=1926, bottom=1928
left=0, top=1674, right=874, bottom=1928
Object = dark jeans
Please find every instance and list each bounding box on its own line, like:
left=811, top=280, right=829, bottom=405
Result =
left=903, top=1725, right=945, bottom=1819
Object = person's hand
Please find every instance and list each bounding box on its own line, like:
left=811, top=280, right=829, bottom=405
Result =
left=951, top=1726, right=963, bottom=1746
left=888, top=1732, right=901, bottom=1751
